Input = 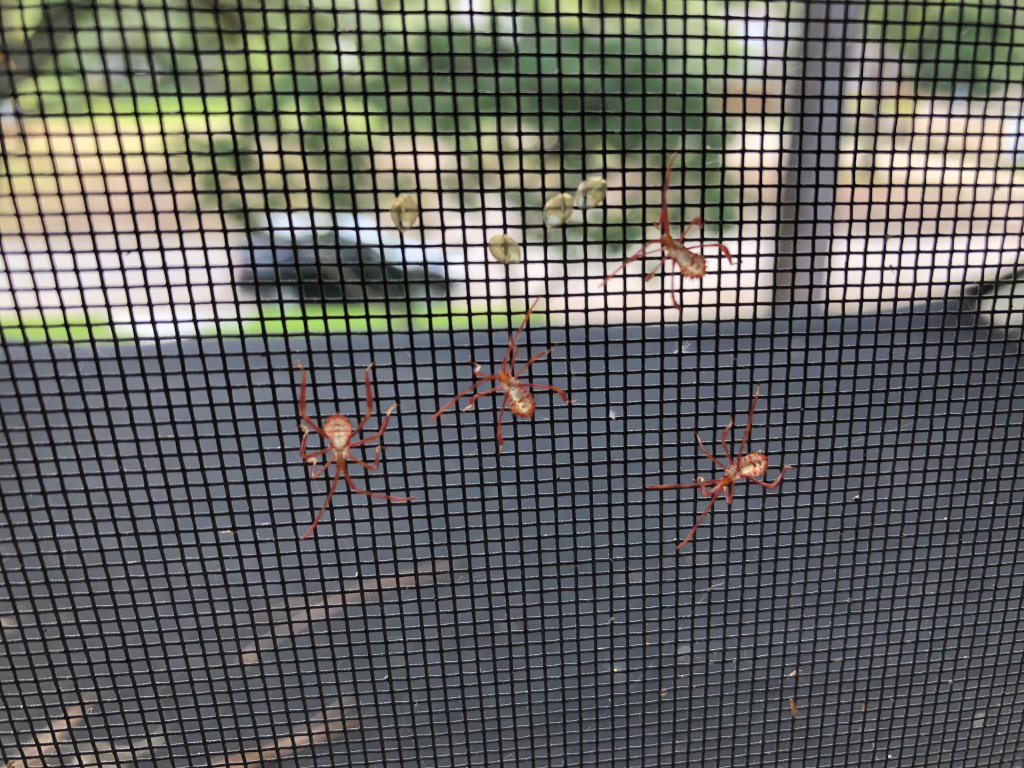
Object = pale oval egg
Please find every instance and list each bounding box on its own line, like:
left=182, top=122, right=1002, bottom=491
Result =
left=574, top=176, right=608, bottom=208
left=543, top=192, right=574, bottom=227
left=488, top=234, right=521, bottom=264
left=389, top=193, right=420, bottom=231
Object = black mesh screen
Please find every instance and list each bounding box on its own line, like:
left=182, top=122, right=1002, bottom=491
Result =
left=3, top=2, right=1024, bottom=766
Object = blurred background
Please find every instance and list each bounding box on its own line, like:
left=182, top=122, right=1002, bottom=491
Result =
left=5, top=3, right=1024, bottom=766
left=3, top=0, right=1023, bottom=337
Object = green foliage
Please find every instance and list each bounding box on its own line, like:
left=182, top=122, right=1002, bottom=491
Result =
left=867, top=0, right=1024, bottom=97
left=355, top=0, right=720, bottom=154
left=8, top=0, right=735, bottom=235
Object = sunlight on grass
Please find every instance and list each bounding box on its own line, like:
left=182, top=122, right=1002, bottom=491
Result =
left=210, top=301, right=539, bottom=337
left=0, top=310, right=121, bottom=344
left=0, top=300, right=545, bottom=345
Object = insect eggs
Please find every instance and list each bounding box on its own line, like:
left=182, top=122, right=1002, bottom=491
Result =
left=488, top=234, right=522, bottom=264
left=574, top=176, right=608, bottom=209
left=389, top=193, right=420, bottom=231
left=543, top=192, right=574, bottom=227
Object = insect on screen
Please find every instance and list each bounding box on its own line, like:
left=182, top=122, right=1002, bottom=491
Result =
left=2, top=1, right=1024, bottom=766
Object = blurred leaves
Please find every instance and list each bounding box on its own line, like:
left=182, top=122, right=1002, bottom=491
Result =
left=7, top=0, right=1024, bottom=236
left=3, top=0, right=731, bottom=231
left=355, top=0, right=719, bottom=154
left=867, top=0, right=1024, bottom=98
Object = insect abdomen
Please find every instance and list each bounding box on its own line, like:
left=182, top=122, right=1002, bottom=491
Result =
left=506, top=382, right=536, bottom=418
left=670, top=245, right=707, bottom=279
left=738, top=452, right=769, bottom=478
left=324, top=415, right=354, bottom=451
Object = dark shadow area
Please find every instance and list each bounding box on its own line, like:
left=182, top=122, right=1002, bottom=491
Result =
left=1, top=310, right=1023, bottom=767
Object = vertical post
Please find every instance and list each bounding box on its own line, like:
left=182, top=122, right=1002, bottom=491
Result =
left=771, top=0, right=867, bottom=315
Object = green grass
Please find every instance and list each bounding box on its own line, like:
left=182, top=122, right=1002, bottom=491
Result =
left=0, top=309, right=122, bottom=344
left=0, top=300, right=546, bottom=345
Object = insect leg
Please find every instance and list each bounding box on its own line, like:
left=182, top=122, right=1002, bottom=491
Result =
left=604, top=240, right=663, bottom=283
left=303, top=448, right=332, bottom=465
left=494, top=392, right=511, bottom=453
left=503, top=298, right=542, bottom=371
left=720, top=418, right=736, bottom=465
left=643, top=253, right=673, bottom=283
left=309, top=459, right=334, bottom=479
left=678, top=216, right=705, bottom=241
left=519, top=381, right=572, bottom=403
left=749, top=465, right=795, bottom=489
left=456, top=385, right=502, bottom=412
left=460, top=387, right=499, bottom=411
left=694, top=428, right=729, bottom=471
left=737, top=385, right=761, bottom=458
left=675, top=490, right=723, bottom=551
left=691, top=240, right=734, bottom=264
left=652, top=151, right=682, bottom=236
left=299, top=466, right=343, bottom=540
left=351, top=448, right=383, bottom=472
left=514, top=346, right=554, bottom=377
left=351, top=404, right=399, bottom=448
left=647, top=479, right=709, bottom=491
left=431, top=377, right=492, bottom=420
left=365, top=489, right=416, bottom=502
left=341, top=462, right=414, bottom=503
left=351, top=363, right=377, bottom=436
left=295, top=362, right=330, bottom=439
left=670, top=272, right=683, bottom=310
left=299, top=428, right=330, bottom=463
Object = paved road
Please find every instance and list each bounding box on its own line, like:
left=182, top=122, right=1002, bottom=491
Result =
left=1, top=310, right=1022, bottom=766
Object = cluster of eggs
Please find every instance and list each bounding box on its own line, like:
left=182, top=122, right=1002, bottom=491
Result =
left=385, top=176, right=609, bottom=266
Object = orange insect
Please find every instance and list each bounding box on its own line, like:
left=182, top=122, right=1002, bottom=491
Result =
left=295, top=361, right=413, bottom=540
left=647, top=385, right=794, bottom=551
left=604, top=151, right=733, bottom=308
left=431, top=298, right=572, bottom=452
